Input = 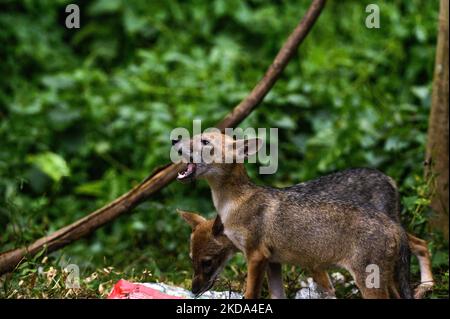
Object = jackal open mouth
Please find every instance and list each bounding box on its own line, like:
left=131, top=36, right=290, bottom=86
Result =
left=177, top=163, right=197, bottom=181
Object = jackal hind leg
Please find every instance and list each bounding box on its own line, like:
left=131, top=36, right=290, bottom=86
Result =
left=311, top=271, right=336, bottom=297
left=389, top=282, right=401, bottom=299
left=266, top=262, right=286, bottom=299
left=407, top=233, right=434, bottom=299
left=350, top=265, right=391, bottom=299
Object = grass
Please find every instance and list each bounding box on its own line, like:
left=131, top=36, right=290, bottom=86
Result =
left=0, top=247, right=448, bottom=299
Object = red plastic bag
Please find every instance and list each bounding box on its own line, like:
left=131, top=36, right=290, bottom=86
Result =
left=107, top=279, right=185, bottom=299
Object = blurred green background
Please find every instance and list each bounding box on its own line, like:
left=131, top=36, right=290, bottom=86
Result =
left=0, top=0, right=448, bottom=298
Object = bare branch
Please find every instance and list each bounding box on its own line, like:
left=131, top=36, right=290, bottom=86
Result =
left=0, top=0, right=326, bottom=276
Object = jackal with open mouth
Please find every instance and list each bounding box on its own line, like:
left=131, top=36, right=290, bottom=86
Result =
left=174, top=132, right=432, bottom=299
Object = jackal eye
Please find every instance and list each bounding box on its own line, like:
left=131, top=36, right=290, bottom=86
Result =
left=201, top=259, right=212, bottom=270
left=201, top=139, right=210, bottom=146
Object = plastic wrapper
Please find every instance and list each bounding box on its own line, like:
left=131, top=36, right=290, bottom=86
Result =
left=107, top=279, right=242, bottom=299
left=108, top=272, right=351, bottom=299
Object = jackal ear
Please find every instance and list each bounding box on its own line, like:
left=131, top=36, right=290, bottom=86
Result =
left=212, top=215, right=224, bottom=237
left=177, top=209, right=206, bottom=229
left=234, top=138, right=263, bottom=158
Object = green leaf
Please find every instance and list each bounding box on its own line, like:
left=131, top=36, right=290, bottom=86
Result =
left=27, top=152, right=71, bottom=182
left=402, top=196, right=418, bottom=211
left=89, top=0, right=122, bottom=14
left=411, top=86, right=430, bottom=101
left=75, top=180, right=105, bottom=197
left=273, top=116, right=296, bottom=129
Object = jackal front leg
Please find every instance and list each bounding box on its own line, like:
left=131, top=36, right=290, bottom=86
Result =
left=245, top=250, right=268, bottom=299
left=267, top=262, right=286, bottom=299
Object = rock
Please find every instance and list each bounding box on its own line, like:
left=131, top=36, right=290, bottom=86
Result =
left=331, top=272, right=345, bottom=285
left=295, top=277, right=336, bottom=299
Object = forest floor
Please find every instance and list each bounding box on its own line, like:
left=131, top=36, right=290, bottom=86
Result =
left=0, top=254, right=448, bottom=299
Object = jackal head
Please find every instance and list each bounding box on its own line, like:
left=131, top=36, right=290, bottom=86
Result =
left=178, top=209, right=237, bottom=296
left=173, top=132, right=262, bottom=182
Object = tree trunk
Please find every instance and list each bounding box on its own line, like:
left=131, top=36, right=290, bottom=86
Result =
left=425, top=0, right=449, bottom=241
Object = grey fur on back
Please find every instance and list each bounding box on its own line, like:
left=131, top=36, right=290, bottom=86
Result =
left=286, top=168, right=400, bottom=222
left=250, top=168, right=411, bottom=298
left=284, top=168, right=411, bottom=298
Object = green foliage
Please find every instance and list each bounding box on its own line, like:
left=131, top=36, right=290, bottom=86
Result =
left=0, top=0, right=448, bottom=298
left=27, top=152, right=71, bottom=182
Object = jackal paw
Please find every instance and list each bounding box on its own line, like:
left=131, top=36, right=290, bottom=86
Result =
left=414, top=282, right=434, bottom=299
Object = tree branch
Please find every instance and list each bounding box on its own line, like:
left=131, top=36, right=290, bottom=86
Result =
left=0, top=0, right=326, bottom=276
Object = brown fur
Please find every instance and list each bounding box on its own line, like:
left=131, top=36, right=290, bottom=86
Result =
left=181, top=210, right=433, bottom=298
left=176, top=132, right=414, bottom=299
left=179, top=210, right=238, bottom=296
